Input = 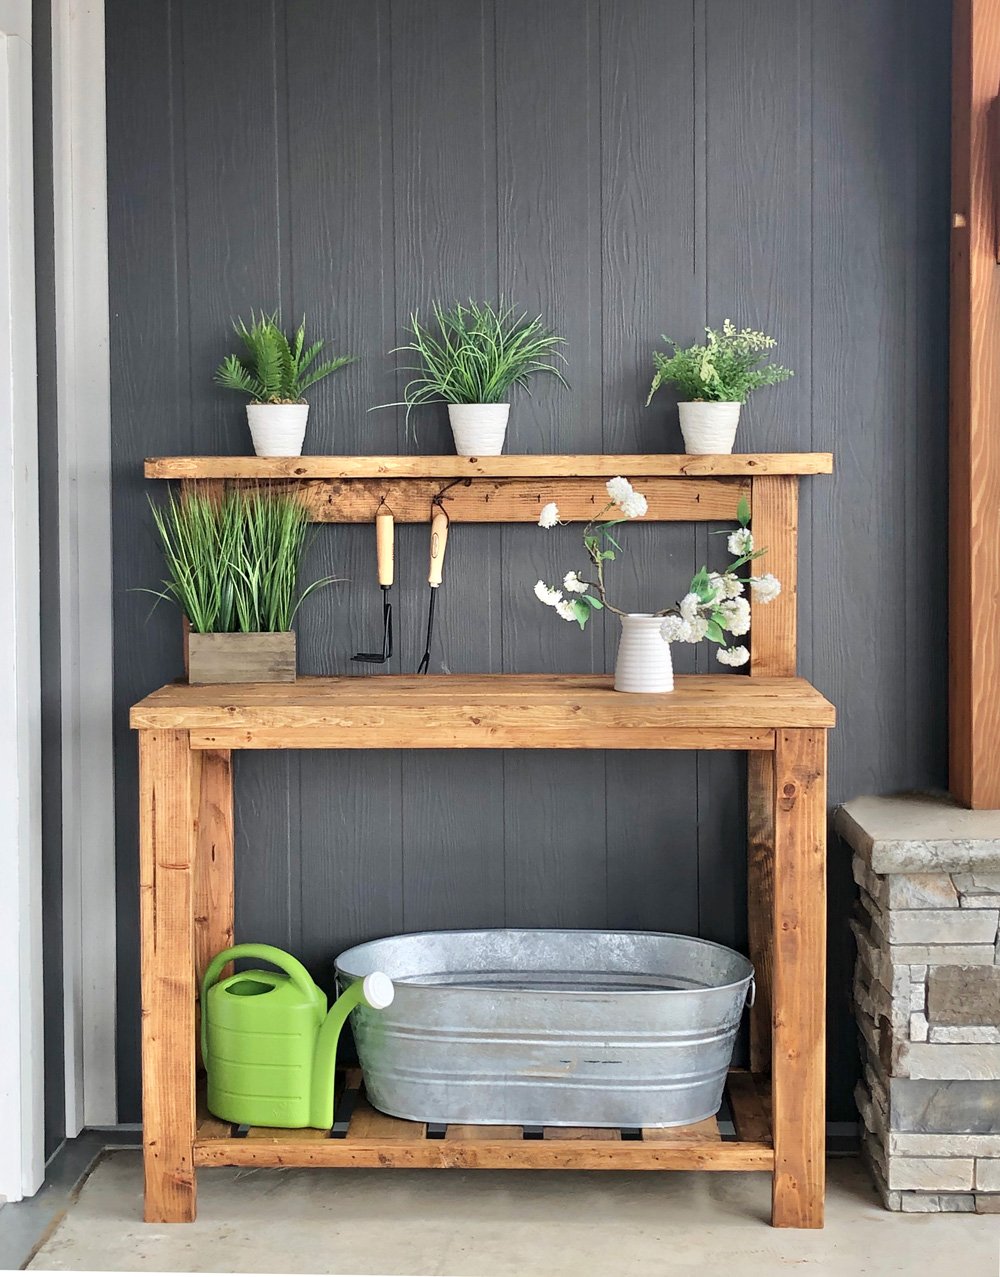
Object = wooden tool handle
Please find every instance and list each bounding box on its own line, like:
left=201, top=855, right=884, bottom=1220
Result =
left=428, top=509, right=449, bottom=587
left=375, top=509, right=394, bottom=587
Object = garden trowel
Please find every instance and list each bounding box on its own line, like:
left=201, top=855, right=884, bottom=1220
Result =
left=352, top=503, right=394, bottom=665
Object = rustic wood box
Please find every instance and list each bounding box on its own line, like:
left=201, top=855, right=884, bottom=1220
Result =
left=186, top=631, right=296, bottom=684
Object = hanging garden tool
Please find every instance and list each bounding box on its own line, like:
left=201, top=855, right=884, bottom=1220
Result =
left=352, top=501, right=395, bottom=665
left=416, top=501, right=449, bottom=674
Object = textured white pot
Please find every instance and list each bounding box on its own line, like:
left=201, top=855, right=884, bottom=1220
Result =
left=613, top=613, right=675, bottom=694
left=448, top=403, right=510, bottom=456
left=677, top=401, right=742, bottom=455
left=246, top=403, right=310, bottom=457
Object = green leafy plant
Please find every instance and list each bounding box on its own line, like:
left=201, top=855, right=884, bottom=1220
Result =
left=387, top=300, right=567, bottom=414
left=646, top=320, right=793, bottom=405
left=146, top=487, right=337, bottom=633
left=214, top=312, right=355, bottom=404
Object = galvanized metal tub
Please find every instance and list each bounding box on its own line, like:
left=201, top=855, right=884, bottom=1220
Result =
left=335, top=929, right=754, bottom=1128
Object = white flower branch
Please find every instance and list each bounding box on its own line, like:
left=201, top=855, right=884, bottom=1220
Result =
left=535, top=479, right=781, bottom=656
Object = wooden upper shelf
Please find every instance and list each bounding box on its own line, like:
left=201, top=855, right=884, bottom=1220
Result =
left=145, top=453, right=834, bottom=480
left=130, top=673, right=835, bottom=751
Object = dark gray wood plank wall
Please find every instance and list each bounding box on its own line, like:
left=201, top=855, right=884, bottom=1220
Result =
left=106, top=0, right=951, bottom=1122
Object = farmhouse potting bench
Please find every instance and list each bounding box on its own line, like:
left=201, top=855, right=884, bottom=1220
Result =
left=132, top=452, right=834, bottom=1228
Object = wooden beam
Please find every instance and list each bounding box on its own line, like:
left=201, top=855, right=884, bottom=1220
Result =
left=193, top=1135, right=774, bottom=1172
left=170, top=474, right=747, bottom=524
left=950, top=0, right=1000, bottom=807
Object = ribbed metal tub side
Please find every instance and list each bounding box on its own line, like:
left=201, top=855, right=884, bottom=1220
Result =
left=336, top=929, right=753, bottom=1128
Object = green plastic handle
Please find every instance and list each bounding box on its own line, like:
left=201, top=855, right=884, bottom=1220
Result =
left=200, top=943, right=319, bottom=1065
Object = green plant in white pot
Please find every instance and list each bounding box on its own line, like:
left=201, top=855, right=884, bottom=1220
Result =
left=391, top=300, right=567, bottom=456
left=646, top=320, right=793, bottom=455
left=215, top=312, right=355, bottom=457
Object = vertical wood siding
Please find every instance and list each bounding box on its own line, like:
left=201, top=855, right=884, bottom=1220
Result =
left=106, top=0, right=951, bottom=1122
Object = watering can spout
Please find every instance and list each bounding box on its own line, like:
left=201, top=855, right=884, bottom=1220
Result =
left=309, top=972, right=395, bottom=1128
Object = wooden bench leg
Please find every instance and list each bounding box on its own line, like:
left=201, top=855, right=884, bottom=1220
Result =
left=139, top=728, right=197, bottom=1223
left=747, top=751, right=775, bottom=1075
left=771, top=728, right=826, bottom=1228
left=193, top=748, right=235, bottom=992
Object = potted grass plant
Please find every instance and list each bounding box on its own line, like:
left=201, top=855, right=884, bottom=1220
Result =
left=389, top=300, right=567, bottom=455
left=147, top=487, right=336, bottom=683
left=646, top=320, right=793, bottom=455
left=215, top=312, right=355, bottom=457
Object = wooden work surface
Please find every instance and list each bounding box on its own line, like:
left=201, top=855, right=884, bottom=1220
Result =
left=130, top=673, right=835, bottom=748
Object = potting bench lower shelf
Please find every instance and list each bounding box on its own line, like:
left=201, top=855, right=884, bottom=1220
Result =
left=194, top=1068, right=773, bottom=1171
left=131, top=672, right=834, bottom=1229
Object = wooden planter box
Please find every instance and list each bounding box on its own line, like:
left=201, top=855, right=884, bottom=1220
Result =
left=185, top=630, right=296, bottom=684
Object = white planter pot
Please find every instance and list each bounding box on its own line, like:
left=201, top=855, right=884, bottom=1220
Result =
left=246, top=403, right=310, bottom=457
left=448, top=403, right=510, bottom=456
left=613, top=613, right=675, bottom=694
left=677, top=401, right=742, bottom=455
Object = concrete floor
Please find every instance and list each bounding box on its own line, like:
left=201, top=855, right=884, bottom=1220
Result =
left=27, top=1152, right=1000, bottom=1276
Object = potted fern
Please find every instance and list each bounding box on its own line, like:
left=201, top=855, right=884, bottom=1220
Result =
left=390, top=300, right=567, bottom=455
left=215, top=312, right=355, bottom=457
left=646, top=320, right=793, bottom=454
left=147, top=487, right=336, bottom=683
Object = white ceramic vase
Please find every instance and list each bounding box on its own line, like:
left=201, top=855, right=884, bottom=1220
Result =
left=246, top=403, right=310, bottom=457
left=448, top=403, right=510, bottom=456
left=677, top=401, right=742, bottom=455
left=613, top=613, right=675, bottom=694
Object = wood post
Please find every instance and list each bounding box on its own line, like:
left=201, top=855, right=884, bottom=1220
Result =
left=950, top=0, right=1000, bottom=807
left=771, top=728, right=826, bottom=1229
left=193, top=748, right=235, bottom=989
left=747, top=753, right=776, bottom=1075
left=747, top=475, right=798, bottom=1074
left=139, top=729, right=197, bottom=1224
left=192, top=748, right=235, bottom=1072
left=748, top=475, right=798, bottom=678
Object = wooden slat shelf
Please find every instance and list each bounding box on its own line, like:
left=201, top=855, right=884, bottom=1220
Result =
left=193, top=1071, right=774, bottom=1173
left=146, top=452, right=834, bottom=479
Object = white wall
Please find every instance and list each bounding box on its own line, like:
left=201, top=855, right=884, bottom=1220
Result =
left=0, top=0, right=45, bottom=1203
left=51, top=0, right=116, bottom=1133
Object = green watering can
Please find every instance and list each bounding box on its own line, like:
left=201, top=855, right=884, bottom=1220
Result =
left=201, top=943, right=394, bottom=1129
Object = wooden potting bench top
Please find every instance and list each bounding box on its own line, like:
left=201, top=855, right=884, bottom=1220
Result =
left=133, top=453, right=833, bottom=1229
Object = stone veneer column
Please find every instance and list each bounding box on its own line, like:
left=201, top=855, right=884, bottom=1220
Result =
left=836, top=794, right=1000, bottom=1213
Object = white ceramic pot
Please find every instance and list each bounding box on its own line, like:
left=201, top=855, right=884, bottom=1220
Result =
left=447, top=403, right=510, bottom=456
left=246, top=403, right=310, bottom=457
left=677, top=401, right=742, bottom=455
left=613, top=613, right=675, bottom=694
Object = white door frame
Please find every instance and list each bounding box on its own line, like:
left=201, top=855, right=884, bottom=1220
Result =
left=0, top=0, right=45, bottom=1203
left=51, top=0, right=116, bottom=1133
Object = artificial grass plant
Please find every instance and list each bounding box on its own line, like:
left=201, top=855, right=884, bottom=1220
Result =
left=147, top=487, right=336, bottom=634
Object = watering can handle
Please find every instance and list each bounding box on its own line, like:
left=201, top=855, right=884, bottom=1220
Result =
left=200, top=944, right=319, bottom=1065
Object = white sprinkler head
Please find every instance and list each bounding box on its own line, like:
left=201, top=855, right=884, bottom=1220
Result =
left=363, top=971, right=395, bottom=1011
